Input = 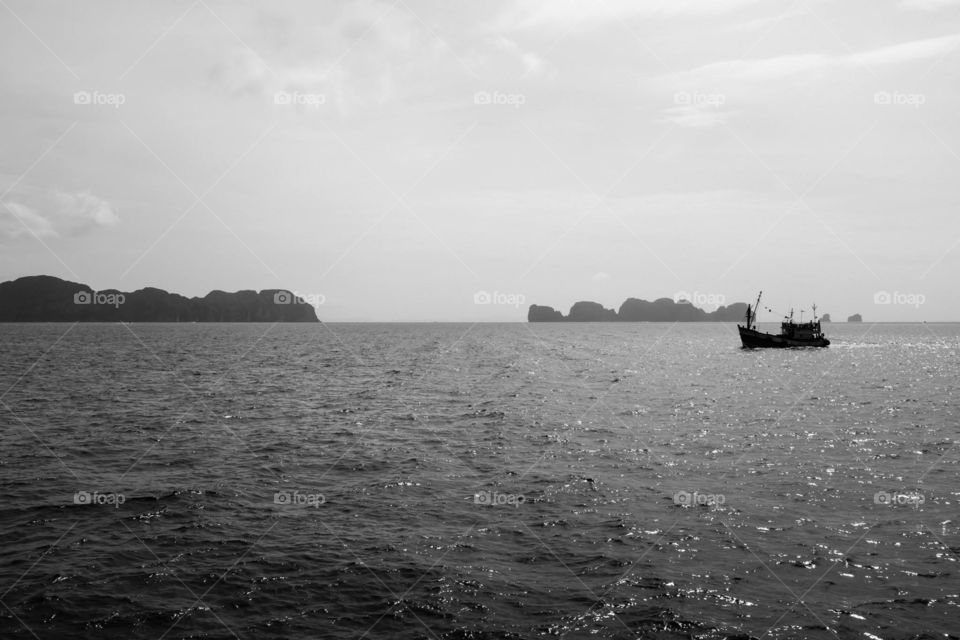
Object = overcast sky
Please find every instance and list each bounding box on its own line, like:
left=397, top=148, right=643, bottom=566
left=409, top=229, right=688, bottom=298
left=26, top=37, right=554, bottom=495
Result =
left=1, top=0, right=959, bottom=321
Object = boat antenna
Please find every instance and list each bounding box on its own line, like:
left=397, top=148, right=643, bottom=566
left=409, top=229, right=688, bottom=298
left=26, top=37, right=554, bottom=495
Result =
left=812, top=303, right=818, bottom=321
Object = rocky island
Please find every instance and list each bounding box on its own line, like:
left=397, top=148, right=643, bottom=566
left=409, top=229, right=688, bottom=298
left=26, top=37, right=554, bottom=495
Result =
left=847, top=313, right=862, bottom=322
left=529, top=297, right=749, bottom=322
left=0, top=275, right=320, bottom=322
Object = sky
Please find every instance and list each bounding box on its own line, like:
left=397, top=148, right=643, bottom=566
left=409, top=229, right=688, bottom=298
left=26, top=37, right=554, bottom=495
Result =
left=1, top=0, right=959, bottom=321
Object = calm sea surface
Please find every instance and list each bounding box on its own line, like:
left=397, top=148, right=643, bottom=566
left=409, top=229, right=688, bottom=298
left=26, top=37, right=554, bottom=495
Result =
left=1, top=322, right=958, bottom=639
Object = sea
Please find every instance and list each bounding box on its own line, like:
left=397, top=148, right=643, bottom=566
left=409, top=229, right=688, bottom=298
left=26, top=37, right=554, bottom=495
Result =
left=0, top=322, right=957, bottom=639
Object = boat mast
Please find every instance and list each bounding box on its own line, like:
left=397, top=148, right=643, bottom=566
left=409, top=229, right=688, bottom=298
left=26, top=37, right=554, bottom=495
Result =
left=748, top=291, right=762, bottom=330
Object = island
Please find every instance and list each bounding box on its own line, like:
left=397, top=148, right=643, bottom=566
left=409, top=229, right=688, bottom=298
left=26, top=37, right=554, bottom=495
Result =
left=528, top=297, right=749, bottom=322
left=821, top=314, right=831, bottom=322
left=0, top=275, right=320, bottom=322
left=847, top=313, right=862, bottom=323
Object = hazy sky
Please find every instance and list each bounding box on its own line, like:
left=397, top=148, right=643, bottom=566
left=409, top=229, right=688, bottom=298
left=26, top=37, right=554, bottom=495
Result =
left=2, top=0, right=959, bottom=321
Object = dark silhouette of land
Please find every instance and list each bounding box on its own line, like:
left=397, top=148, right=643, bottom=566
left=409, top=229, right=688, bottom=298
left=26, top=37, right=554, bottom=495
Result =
left=847, top=313, right=862, bottom=322
left=529, top=298, right=749, bottom=322
left=0, top=275, right=319, bottom=322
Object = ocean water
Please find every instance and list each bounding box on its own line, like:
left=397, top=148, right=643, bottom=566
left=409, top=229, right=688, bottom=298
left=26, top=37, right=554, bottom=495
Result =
left=0, top=322, right=958, bottom=639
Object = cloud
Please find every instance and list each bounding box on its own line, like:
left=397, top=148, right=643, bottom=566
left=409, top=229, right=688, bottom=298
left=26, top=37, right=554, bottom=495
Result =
left=208, top=0, right=432, bottom=115
left=1, top=202, right=55, bottom=238
left=651, top=33, right=960, bottom=125
left=899, top=0, right=960, bottom=10
left=54, top=191, right=120, bottom=230
left=849, top=32, right=960, bottom=66
left=678, top=53, right=827, bottom=84
left=501, top=0, right=769, bottom=30
left=491, top=36, right=546, bottom=76
left=726, top=9, right=806, bottom=33
left=208, top=48, right=275, bottom=97
left=1, top=188, right=119, bottom=239
left=664, top=33, right=960, bottom=85
left=659, top=105, right=731, bottom=128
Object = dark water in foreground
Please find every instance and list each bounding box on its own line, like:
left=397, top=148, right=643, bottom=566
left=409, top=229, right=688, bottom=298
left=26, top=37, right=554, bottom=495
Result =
left=0, top=322, right=958, bottom=639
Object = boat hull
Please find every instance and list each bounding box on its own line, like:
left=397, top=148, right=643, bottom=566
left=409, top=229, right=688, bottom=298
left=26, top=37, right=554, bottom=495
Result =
left=738, top=325, right=830, bottom=348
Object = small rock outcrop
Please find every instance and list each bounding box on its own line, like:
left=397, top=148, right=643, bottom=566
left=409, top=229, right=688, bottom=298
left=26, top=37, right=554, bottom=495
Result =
left=567, top=301, right=618, bottom=322
left=529, top=297, right=750, bottom=322
left=527, top=304, right=565, bottom=322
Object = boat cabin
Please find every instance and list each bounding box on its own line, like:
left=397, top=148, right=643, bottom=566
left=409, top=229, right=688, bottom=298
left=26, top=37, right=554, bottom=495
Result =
left=780, top=320, right=824, bottom=340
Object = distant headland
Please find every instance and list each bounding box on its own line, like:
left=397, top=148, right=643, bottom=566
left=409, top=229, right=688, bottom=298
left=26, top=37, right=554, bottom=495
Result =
left=0, top=275, right=319, bottom=322
left=529, top=298, right=751, bottom=322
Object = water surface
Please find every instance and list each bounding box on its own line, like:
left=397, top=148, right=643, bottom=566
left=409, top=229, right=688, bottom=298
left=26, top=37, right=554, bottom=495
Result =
left=1, top=322, right=957, bottom=638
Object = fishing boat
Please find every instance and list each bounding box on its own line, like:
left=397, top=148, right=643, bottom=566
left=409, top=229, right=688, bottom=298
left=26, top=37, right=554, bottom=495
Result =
left=738, top=291, right=830, bottom=348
